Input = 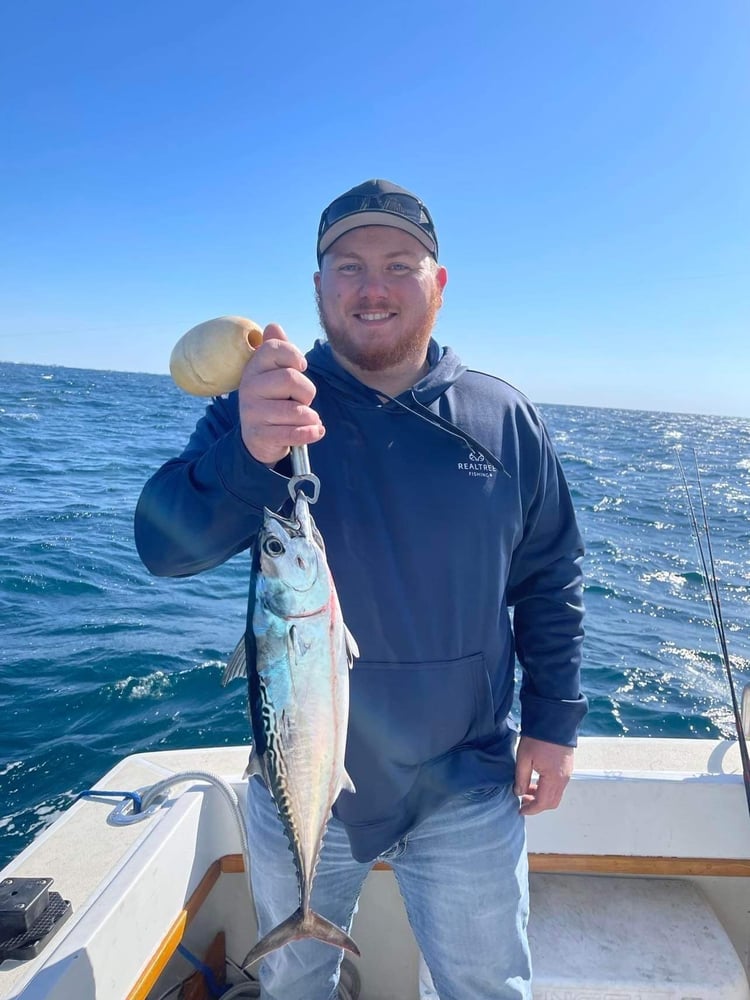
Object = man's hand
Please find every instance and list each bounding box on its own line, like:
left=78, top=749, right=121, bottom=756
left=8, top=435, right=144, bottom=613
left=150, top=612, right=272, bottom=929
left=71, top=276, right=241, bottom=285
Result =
left=514, top=735, right=574, bottom=816
left=238, top=323, right=325, bottom=466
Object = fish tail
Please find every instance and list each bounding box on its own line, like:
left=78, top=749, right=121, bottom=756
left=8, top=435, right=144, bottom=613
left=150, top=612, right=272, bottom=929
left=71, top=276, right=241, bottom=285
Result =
left=243, top=906, right=360, bottom=968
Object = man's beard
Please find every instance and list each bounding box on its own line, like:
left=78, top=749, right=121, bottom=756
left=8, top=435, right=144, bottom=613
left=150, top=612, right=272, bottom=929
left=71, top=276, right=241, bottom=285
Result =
left=315, top=290, right=441, bottom=372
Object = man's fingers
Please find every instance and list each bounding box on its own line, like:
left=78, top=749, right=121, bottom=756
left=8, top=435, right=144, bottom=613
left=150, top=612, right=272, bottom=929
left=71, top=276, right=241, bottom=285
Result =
left=514, top=736, right=574, bottom=815
left=513, top=757, right=533, bottom=798
left=242, top=422, right=325, bottom=466
left=246, top=338, right=308, bottom=376
left=262, top=322, right=289, bottom=343
left=244, top=367, right=317, bottom=407
left=518, top=791, right=536, bottom=813
left=250, top=399, right=321, bottom=428
left=247, top=422, right=325, bottom=450
left=518, top=774, right=569, bottom=816
left=236, top=325, right=323, bottom=465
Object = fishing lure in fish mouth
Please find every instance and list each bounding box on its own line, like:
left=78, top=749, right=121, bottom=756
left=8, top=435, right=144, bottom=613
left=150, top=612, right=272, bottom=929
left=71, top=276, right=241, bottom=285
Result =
left=223, top=444, right=360, bottom=969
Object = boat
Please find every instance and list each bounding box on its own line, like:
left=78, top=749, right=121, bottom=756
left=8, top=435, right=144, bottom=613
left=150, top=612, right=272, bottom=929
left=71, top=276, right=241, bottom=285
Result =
left=2, top=734, right=750, bottom=999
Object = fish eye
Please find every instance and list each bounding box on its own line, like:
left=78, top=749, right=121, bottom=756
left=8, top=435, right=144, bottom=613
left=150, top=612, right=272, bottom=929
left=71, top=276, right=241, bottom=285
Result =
left=263, top=537, right=285, bottom=558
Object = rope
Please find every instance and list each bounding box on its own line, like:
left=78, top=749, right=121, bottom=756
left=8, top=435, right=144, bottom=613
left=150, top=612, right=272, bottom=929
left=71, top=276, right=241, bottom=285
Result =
left=75, top=789, right=144, bottom=811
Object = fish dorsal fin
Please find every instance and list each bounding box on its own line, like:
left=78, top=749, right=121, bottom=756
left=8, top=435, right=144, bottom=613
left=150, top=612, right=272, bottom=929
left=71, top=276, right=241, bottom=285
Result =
left=222, top=637, right=247, bottom=685
left=344, top=624, right=359, bottom=668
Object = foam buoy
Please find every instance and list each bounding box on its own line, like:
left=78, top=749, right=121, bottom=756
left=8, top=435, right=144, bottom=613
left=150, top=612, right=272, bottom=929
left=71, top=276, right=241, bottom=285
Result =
left=169, top=315, right=263, bottom=396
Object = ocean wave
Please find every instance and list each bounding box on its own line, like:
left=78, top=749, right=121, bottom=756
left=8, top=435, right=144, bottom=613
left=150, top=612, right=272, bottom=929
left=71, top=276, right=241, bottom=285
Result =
left=0, top=409, right=39, bottom=421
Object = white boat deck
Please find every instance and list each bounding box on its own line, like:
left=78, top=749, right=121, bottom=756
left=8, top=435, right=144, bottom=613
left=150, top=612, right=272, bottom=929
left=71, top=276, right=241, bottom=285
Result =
left=1, top=738, right=749, bottom=999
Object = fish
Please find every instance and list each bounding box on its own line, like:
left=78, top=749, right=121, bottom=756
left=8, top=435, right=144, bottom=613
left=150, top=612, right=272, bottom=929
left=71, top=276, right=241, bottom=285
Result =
left=222, top=487, right=360, bottom=967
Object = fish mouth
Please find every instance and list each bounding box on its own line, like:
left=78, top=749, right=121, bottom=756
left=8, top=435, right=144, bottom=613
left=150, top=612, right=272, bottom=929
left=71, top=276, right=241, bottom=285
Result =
left=276, top=576, right=319, bottom=595
left=264, top=508, right=304, bottom=530
left=264, top=590, right=326, bottom=616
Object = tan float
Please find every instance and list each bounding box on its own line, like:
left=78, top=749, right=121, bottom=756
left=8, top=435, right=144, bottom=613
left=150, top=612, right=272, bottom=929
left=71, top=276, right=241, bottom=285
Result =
left=169, top=315, right=263, bottom=396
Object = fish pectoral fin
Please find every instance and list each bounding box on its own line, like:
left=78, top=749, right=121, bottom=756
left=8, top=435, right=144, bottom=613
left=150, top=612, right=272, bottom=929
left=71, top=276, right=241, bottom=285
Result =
left=222, top=637, right=247, bottom=685
left=344, top=624, right=359, bottom=668
left=287, top=624, right=298, bottom=662
left=286, top=626, right=300, bottom=700
left=339, top=769, right=356, bottom=796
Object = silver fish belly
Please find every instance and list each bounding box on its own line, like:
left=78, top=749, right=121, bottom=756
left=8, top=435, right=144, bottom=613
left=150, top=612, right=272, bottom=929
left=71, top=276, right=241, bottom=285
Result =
left=223, top=491, right=359, bottom=966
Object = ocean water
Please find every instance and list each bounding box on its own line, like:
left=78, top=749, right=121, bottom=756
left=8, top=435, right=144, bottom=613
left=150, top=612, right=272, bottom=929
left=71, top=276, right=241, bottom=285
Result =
left=1, top=360, right=749, bottom=869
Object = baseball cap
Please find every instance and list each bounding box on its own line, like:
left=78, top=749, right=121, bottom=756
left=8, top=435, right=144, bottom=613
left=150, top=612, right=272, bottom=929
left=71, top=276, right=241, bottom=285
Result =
left=316, top=179, right=439, bottom=265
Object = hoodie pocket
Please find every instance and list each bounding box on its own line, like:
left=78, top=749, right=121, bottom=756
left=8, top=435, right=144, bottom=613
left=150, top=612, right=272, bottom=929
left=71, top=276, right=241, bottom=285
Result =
left=348, top=652, right=494, bottom=768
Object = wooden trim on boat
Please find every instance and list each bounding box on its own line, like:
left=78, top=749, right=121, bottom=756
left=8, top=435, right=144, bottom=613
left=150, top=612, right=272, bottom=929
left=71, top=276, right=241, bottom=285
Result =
left=125, top=859, right=227, bottom=1000
left=125, top=849, right=750, bottom=999
left=125, top=910, right=188, bottom=1000
left=219, top=852, right=750, bottom=878
left=376, top=856, right=750, bottom=876
left=528, top=853, right=750, bottom=877
left=221, top=854, right=246, bottom=875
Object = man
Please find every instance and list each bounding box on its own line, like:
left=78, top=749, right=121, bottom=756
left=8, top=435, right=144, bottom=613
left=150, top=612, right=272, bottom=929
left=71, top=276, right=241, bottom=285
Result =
left=135, top=179, right=587, bottom=1000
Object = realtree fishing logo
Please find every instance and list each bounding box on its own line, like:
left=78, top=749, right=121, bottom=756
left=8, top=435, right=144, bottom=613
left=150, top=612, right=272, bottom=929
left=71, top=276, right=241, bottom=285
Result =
left=457, top=450, right=497, bottom=479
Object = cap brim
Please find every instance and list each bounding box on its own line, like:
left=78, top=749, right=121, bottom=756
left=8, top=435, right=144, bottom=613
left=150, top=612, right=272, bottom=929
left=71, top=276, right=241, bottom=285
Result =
left=318, top=212, right=437, bottom=259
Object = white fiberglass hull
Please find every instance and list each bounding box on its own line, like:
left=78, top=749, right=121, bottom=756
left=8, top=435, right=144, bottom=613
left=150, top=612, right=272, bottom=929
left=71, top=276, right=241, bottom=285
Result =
left=1, top=738, right=749, bottom=999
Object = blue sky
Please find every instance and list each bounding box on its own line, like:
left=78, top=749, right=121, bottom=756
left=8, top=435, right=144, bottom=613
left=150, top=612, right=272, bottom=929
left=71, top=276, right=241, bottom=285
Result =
left=1, top=1, right=748, bottom=417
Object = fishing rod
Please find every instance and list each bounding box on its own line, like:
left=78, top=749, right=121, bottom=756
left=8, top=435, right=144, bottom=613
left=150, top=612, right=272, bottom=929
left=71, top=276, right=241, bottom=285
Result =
left=676, top=449, right=750, bottom=818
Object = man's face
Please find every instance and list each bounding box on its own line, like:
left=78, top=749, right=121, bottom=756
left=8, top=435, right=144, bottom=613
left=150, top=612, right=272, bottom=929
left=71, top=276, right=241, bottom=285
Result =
left=314, top=226, right=448, bottom=373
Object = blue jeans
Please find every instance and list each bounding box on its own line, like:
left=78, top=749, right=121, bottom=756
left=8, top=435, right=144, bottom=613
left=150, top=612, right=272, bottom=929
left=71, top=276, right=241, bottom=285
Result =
left=246, top=778, right=531, bottom=1000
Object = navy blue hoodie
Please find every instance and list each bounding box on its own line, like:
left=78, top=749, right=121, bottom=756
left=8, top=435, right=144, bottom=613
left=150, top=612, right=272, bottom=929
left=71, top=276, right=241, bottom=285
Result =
left=135, top=339, right=586, bottom=861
